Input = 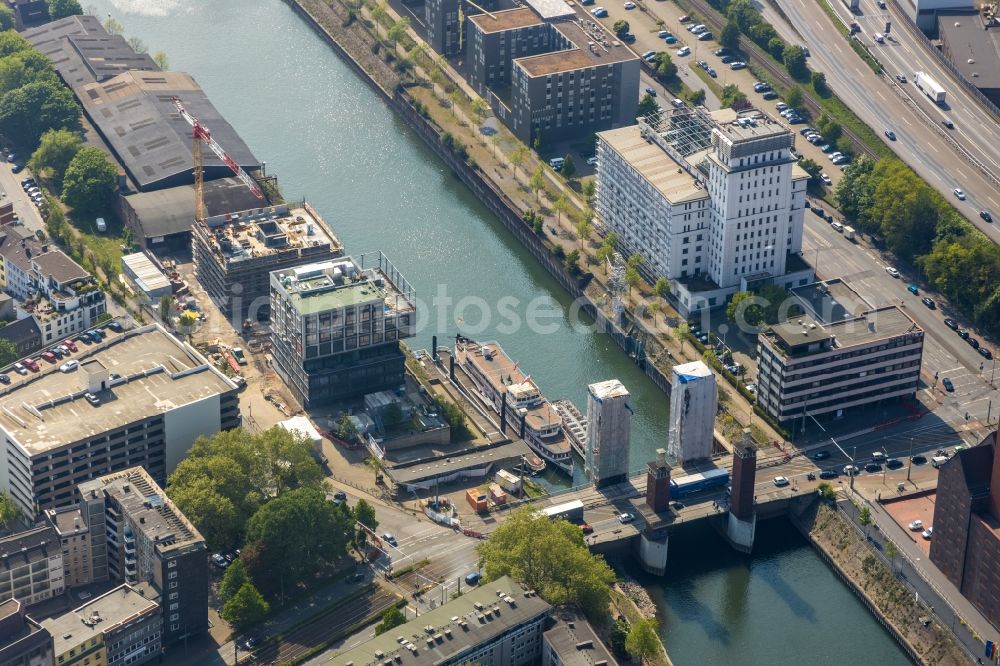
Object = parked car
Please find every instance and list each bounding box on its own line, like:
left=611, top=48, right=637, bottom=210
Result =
left=922, top=527, right=933, bottom=540
left=84, top=392, right=100, bottom=406
left=0, top=374, right=9, bottom=385
left=908, top=519, right=923, bottom=531
left=623, top=1, right=636, bottom=8
left=886, top=458, right=903, bottom=469
left=943, top=318, right=958, bottom=330
left=618, top=512, right=635, bottom=523
left=40, top=351, right=56, bottom=363
left=911, top=455, right=927, bottom=465
left=979, top=347, right=993, bottom=360
left=773, top=476, right=790, bottom=487
left=864, top=462, right=882, bottom=473
left=730, top=61, right=747, bottom=70
left=644, top=86, right=657, bottom=96
left=813, top=450, right=830, bottom=460
left=843, top=465, right=859, bottom=476
left=821, top=173, right=832, bottom=185
left=211, top=553, right=229, bottom=569
left=967, top=337, right=980, bottom=349
left=381, top=532, right=398, bottom=547
left=762, top=91, right=779, bottom=99
left=59, top=360, right=79, bottom=373
left=957, top=328, right=969, bottom=339
left=22, top=359, right=39, bottom=372
left=13, top=363, right=26, bottom=375
left=921, top=297, right=936, bottom=308
left=677, top=46, right=691, bottom=56
left=819, top=469, right=839, bottom=479
left=465, top=572, right=481, bottom=585
left=942, top=377, right=955, bottom=392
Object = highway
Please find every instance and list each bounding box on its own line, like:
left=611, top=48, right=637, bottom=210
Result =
left=755, top=0, right=1000, bottom=241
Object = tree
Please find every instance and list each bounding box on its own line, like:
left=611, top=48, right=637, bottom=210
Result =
left=817, top=482, right=836, bottom=501
left=529, top=164, right=545, bottom=201
left=222, top=581, right=269, bottom=629
left=625, top=266, right=641, bottom=295
left=245, top=487, right=352, bottom=591
left=152, top=51, right=169, bottom=70
left=29, top=128, right=81, bottom=185
left=353, top=498, right=378, bottom=544
left=576, top=213, right=591, bottom=246
left=686, top=88, right=706, bottom=106
left=612, top=19, right=630, bottom=37
left=0, top=80, right=80, bottom=148
left=61, top=147, right=117, bottom=214
left=816, top=113, right=841, bottom=141
left=596, top=232, right=618, bottom=264
left=727, top=0, right=760, bottom=32
left=167, top=427, right=326, bottom=552
left=625, top=618, right=660, bottom=663
left=784, top=85, right=804, bottom=110
left=553, top=195, right=570, bottom=224
left=653, top=53, right=676, bottom=81
left=726, top=291, right=763, bottom=328
left=767, top=36, right=785, bottom=59
left=676, top=321, right=690, bottom=351
left=636, top=93, right=659, bottom=118
left=127, top=36, right=148, bottom=54
left=581, top=179, right=596, bottom=201
left=477, top=508, right=615, bottom=618
left=220, top=559, right=249, bottom=602
left=561, top=154, right=576, bottom=179
left=799, top=158, right=821, bottom=180
left=0, top=6, right=15, bottom=31
left=720, top=84, right=747, bottom=109
left=811, top=71, right=829, bottom=96
left=858, top=505, right=871, bottom=536
left=0, top=339, right=18, bottom=367
left=375, top=606, right=406, bottom=635
left=46, top=0, right=82, bottom=20
left=0, top=32, right=31, bottom=59
left=834, top=156, right=875, bottom=224
left=654, top=276, right=670, bottom=301
left=565, top=249, right=581, bottom=275
left=835, top=135, right=854, bottom=157
left=510, top=145, right=528, bottom=180
left=159, top=294, right=174, bottom=322
left=470, top=97, right=488, bottom=124
left=0, top=491, right=21, bottom=528
left=386, top=17, right=410, bottom=46
left=885, top=540, right=898, bottom=572
left=720, top=21, right=741, bottom=50
left=783, top=45, right=808, bottom=80
left=102, top=15, right=124, bottom=35
left=627, top=253, right=644, bottom=270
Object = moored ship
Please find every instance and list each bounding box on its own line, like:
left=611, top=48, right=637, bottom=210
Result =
left=454, top=337, right=573, bottom=476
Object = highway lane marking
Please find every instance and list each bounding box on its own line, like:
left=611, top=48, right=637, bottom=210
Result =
left=901, top=115, right=912, bottom=126
left=956, top=169, right=967, bottom=179
left=928, top=142, right=938, bottom=154
left=876, top=90, right=887, bottom=102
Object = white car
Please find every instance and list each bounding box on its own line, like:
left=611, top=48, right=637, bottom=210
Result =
left=677, top=46, right=691, bottom=56
left=908, top=519, right=923, bottom=531
left=773, top=476, right=790, bottom=487
left=820, top=173, right=832, bottom=185
left=624, top=1, right=636, bottom=8
left=618, top=512, right=635, bottom=523
left=885, top=266, right=900, bottom=278
left=59, top=360, right=79, bottom=373
left=922, top=527, right=933, bottom=540
left=953, top=188, right=966, bottom=200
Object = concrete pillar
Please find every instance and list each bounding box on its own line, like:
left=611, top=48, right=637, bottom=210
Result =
left=449, top=355, right=455, bottom=382
left=432, top=335, right=438, bottom=362
left=726, top=511, right=756, bottom=554
left=638, top=530, right=669, bottom=576
left=730, top=431, right=757, bottom=521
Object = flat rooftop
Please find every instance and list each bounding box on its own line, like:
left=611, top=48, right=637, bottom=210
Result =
left=197, top=203, right=342, bottom=266
left=769, top=306, right=920, bottom=350
left=524, top=0, right=575, bottom=20
left=42, top=585, right=158, bottom=656
left=468, top=8, right=543, bottom=32
left=715, top=111, right=791, bottom=142
left=385, top=439, right=534, bottom=485
left=589, top=378, right=628, bottom=400
left=544, top=609, right=620, bottom=666
left=326, top=576, right=550, bottom=665
left=0, top=324, right=236, bottom=455
left=791, top=279, right=872, bottom=324
left=274, top=254, right=414, bottom=317
left=516, top=20, right=637, bottom=77
left=598, top=125, right=708, bottom=204
left=78, top=467, right=204, bottom=555
left=937, top=11, right=1000, bottom=89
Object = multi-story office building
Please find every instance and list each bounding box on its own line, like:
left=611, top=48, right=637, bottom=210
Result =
left=595, top=108, right=812, bottom=314
left=930, top=432, right=1000, bottom=627
left=0, top=231, right=106, bottom=346
left=756, top=281, right=924, bottom=424
left=329, top=575, right=550, bottom=665
left=466, top=1, right=640, bottom=145
left=41, top=584, right=161, bottom=666
left=191, top=201, right=343, bottom=325
left=0, top=598, right=53, bottom=666
left=75, top=468, right=207, bottom=646
left=0, top=324, right=239, bottom=517
left=42, top=506, right=92, bottom=589
left=585, top=379, right=631, bottom=487
left=269, top=253, right=415, bottom=407
left=0, top=528, right=63, bottom=607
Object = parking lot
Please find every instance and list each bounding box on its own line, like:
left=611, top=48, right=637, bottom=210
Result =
left=0, top=161, right=47, bottom=234
left=882, top=492, right=938, bottom=557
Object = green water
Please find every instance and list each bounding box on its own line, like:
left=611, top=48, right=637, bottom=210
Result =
left=85, top=1, right=905, bottom=660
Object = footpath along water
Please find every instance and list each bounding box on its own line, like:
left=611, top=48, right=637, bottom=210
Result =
left=90, top=1, right=906, bottom=659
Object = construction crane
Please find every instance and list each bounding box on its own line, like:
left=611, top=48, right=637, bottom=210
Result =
left=171, top=96, right=263, bottom=222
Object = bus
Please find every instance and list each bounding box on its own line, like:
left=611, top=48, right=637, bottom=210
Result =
left=540, top=499, right=584, bottom=523
left=670, top=468, right=730, bottom=497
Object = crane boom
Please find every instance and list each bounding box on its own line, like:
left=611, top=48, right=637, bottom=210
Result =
left=172, top=97, right=264, bottom=201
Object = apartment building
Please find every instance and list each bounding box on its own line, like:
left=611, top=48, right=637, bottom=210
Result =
left=0, top=324, right=239, bottom=517
left=42, top=506, right=92, bottom=589
left=756, top=281, right=924, bottom=424
left=0, top=230, right=106, bottom=346
left=269, top=253, right=415, bottom=407
left=0, top=599, right=53, bottom=666
left=464, top=0, right=639, bottom=145
left=542, top=608, right=618, bottom=666
left=930, top=432, right=1000, bottom=627
left=425, top=0, right=463, bottom=55
left=191, top=201, right=343, bottom=325
left=41, top=585, right=161, bottom=666
left=329, top=576, right=550, bottom=666
left=0, top=528, right=63, bottom=608
left=595, top=108, right=811, bottom=314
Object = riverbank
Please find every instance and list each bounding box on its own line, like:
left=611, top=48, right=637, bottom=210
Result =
left=793, top=497, right=968, bottom=665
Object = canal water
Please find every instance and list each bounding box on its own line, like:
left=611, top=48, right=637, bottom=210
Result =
left=86, top=0, right=905, bottom=661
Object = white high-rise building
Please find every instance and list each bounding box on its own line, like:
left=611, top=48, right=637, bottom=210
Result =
left=595, top=106, right=811, bottom=315
left=585, top=379, right=632, bottom=487
left=667, top=361, right=717, bottom=465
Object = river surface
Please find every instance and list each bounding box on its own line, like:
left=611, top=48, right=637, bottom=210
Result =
left=84, top=0, right=905, bottom=661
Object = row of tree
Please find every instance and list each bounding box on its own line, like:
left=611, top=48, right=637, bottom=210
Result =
left=836, top=157, right=1000, bottom=333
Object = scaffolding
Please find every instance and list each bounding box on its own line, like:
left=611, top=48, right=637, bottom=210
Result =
left=637, top=104, right=716, bottom=185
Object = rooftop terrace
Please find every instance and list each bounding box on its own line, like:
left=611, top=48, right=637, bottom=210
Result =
left=468, top=7, right=543, bottom=32
left=197, top=203, right=342, bottom=266
left=516, top=18, right=638, bottom=77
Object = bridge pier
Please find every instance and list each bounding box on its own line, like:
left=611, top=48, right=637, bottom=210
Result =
left=637, top=530, right=669, bottom=576
left=726, top=511, right=756, bottom=554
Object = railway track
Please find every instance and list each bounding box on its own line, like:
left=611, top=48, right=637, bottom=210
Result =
left=673, top=0, right=878, bottom=159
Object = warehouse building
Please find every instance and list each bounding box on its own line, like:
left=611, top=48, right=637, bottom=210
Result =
left=269, top=253, right=415, bottom=407
left=192, top=201, right=343, bottom=324
left=74, top=70, right=258, bottom=193
left=936, top=10, right=1000, bottom=107
left=0, top=323, right=240, bottom=517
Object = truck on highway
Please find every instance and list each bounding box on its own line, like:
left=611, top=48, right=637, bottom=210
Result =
left=842, top=0, right=860, bottom=12
left=670, top=468, right=730, bottom=497
left=540, top=499, right=584, bottom=523
left=914, top=71, right=947, bottom=105
left=843, top=225, right=856, bottom=241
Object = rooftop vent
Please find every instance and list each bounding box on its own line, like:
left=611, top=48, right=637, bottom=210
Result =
left=577, top=640, right=594, bottom=650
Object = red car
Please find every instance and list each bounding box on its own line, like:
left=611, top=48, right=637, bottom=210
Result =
left=64, top=339, right=78, bottom=352
left=580, top=523, right=594, bottom=534
left=23, top=359, right=39, bottom=372
left=41, top=351, right=56, bottom=363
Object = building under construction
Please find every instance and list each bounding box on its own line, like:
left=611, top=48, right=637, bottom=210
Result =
left=191, top=201, right=343, bottom=325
